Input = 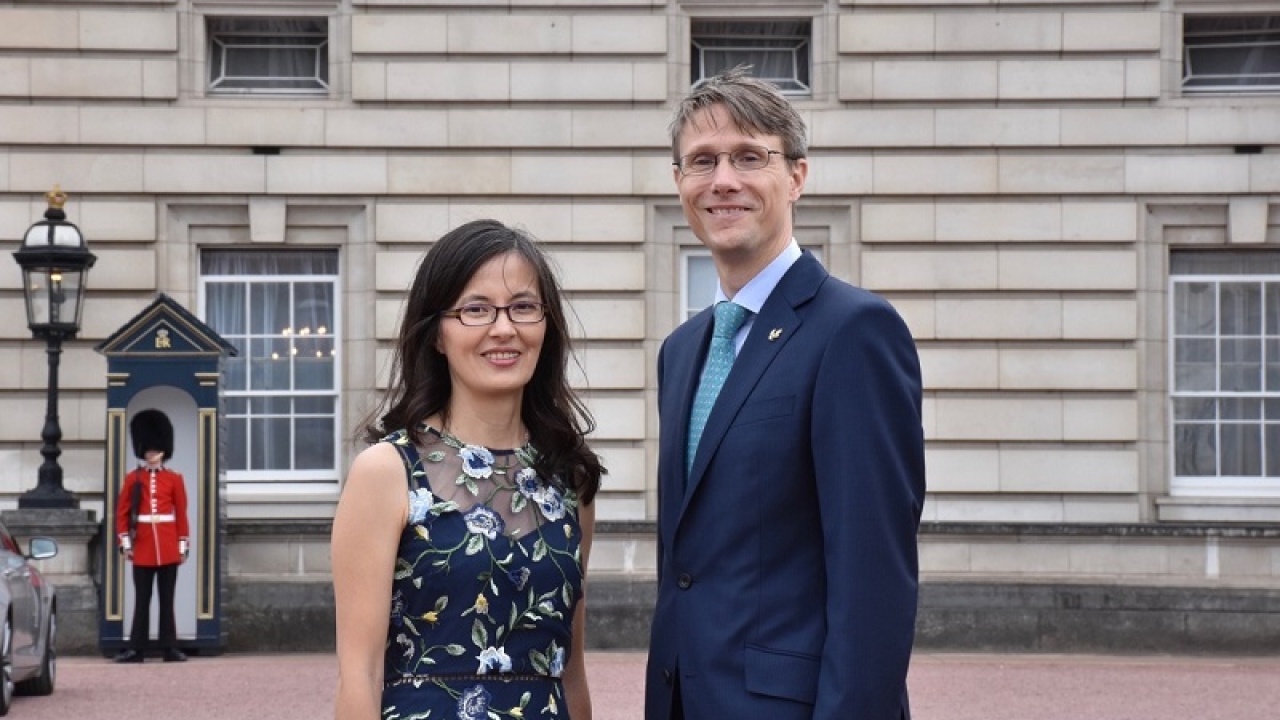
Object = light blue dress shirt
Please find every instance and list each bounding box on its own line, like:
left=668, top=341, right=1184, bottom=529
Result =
left=712, top=240, right=803, bottom=354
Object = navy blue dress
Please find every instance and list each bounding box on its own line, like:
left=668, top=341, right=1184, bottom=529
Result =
left=380, top=426, right=584, bottom=720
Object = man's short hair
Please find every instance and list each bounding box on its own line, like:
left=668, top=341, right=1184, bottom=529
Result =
left=669, top=66, right=808, bottom=164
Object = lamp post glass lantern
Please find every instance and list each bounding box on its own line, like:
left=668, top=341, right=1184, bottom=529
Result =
left=13, top=187, right=96, bottom=509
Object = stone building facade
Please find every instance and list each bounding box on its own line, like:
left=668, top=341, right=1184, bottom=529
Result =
left=1, top=0, right=1278, bottom=652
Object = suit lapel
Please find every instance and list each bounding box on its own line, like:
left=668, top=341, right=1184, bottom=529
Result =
left=659, top=311, right=712, bottom=531
left=681, top=254, right=828, bottom=511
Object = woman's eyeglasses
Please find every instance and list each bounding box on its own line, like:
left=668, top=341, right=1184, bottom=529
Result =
left=440, top=302, right=547, bottom=326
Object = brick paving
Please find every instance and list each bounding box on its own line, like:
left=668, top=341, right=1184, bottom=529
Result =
left=9, top=651, right=1280, bottom=719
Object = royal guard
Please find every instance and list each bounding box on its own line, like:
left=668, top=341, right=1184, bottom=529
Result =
left=114, top=409, right=189, bottom=663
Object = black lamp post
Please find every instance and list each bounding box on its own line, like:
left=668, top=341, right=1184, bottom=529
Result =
left=12, top=187, right=96, bottom=509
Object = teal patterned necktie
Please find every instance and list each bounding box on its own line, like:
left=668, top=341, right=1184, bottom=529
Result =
left=687, top=301, right=749, bottom=477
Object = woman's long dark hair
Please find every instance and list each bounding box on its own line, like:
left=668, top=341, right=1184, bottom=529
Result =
left=359, top=219, right=604, bottom=504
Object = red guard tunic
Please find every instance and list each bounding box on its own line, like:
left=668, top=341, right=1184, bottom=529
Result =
left=115, top=466, right=189, bottom=567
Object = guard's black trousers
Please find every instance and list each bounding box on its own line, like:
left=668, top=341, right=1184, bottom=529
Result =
left=130, top=563, right=179, bottom=651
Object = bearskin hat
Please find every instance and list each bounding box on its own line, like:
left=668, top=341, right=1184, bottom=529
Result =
left=130, top=409, right=174, bottom=461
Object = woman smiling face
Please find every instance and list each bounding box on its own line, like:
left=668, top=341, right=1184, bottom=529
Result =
left=436, top=252, right=546, bottom=404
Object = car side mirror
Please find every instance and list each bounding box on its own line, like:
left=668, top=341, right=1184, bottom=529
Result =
left=27, top=537, right=58, bottom=561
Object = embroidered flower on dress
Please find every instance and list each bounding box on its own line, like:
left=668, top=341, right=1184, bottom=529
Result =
left=537, top=489, right=565, bottom=521
left=548, top=645, right=565, bottom=678
left=457, top=685, right=492, bottom=720
left=507, top=566, right=531, bottom=591
left=396, top=633, right=413, bottom=660
left=476, top=645, right=513, bottom=674
left=515, top=466, right=566, bottom=521
left=390, top=590, right=405, bottom=627
left=458, top=445, right=495, bottom=479
left=463, top=505, right=505, bottom=540
left=407, top=487, right=433, bottom=525
left=515, top=467, right=541, bottom=497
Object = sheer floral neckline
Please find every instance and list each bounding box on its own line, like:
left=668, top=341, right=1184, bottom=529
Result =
left=420, top=422, right=532, bottom=458
left=400, top=424, right=572, bottom=541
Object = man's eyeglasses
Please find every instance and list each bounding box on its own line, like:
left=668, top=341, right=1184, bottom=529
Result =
left=440, top=301, right=547, bottom=326
left=675, top=146, right=787, bottom=176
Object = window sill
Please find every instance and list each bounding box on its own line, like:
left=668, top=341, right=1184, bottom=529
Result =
left=1156, top=495, right=1280, bottom=523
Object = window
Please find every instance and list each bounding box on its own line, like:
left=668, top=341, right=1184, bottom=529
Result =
left=691, top=19, right=811, bottom=95
left=200, top=250, right=340, bottom=480
left=682, top=250, right=719, bottom=320
left=207, top=17, right=330, bottom=95
left=1169, top=251, right=1280, bottom=497
left=1183, top=15, right=1280, bottom=94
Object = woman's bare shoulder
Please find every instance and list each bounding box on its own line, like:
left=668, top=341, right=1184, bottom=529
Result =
left=343, top=441, right=408, bottom=498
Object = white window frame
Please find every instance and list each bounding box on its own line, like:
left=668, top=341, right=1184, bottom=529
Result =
left=207, top=17, right=330, bottom=96
left=1182, top=14, right=1280, bottom=95
left=199, top=253, right=342, bottom=483
left=1168, top=270, right=1280, bottom=498
left=691, top=18, right=812, bottom=96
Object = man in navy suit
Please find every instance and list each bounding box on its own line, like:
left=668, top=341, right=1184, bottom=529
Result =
left=645, top=68, right=927, bottom=720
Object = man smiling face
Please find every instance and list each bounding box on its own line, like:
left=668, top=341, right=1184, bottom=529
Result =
left=674, top=103, right=808, bottom=296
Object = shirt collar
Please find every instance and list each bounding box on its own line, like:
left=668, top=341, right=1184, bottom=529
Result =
left=713, top=240, right=803, bottom=314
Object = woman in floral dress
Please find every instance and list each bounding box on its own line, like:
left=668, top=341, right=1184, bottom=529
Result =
left=333, top=220, right=605, bottom=720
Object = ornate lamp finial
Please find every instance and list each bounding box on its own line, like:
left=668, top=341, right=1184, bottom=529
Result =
left=45, top=185, right=67, bottom=210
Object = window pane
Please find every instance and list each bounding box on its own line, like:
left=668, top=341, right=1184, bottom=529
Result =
left=250, top=338, right=292, bottom=391
left=294, top=283, right=334, bottom=335
left=1267, top=423, right=1280, bottom=476
left=206, top=283, right=246, bottom=335
left=1220, top=422, right=1262, bottom=476
left=686, top=255, right=718, bottom=318
left=295, top=417, right=335, bottom=470
left=203, top=249, right=338, bottom=276
left=1268, top=284, right=1280, bottom=335
left=1267, top=339, right=1280, bottom=392
left=1173, top=397, right=1216, bottom=421
left=1174, top=338, right=1217, bottom=391
left=1220, top=338, right=1262, bottom=391
left=296, top=396, right=335, bottom=414
left=250, top=417, right=292, bottom=470
left=1220, top=397, right=1261, bottom=420
left=1174, top=423, right=1217, bottom=476
left=250, top=396, right=292, bottom=414
left=295, top=338, right=335, bottom=390
left=1220, top=282, right=1262, bottom=334
left=251, top=283, right=291, bottom=335
left=1174, top=282, right=1216, bottom=335
left=222, top=354, right=247, bottom=392
left=226, top=417, right=248, bottom=471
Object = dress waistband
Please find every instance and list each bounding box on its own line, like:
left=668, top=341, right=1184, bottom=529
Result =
left=137, top=514, right=176, bottom=522
left=385, top=673, right=558, bottom=688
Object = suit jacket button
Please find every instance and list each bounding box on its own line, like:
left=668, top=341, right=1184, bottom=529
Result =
left=677, top=573, right=692, bottom=589
left=663, top=669, right=673, bottom=685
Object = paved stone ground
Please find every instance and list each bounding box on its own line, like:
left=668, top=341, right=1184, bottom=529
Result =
left=9, top=651, right=1280, bottom=719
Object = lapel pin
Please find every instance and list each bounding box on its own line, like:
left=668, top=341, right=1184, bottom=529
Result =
left=768, top=328, right=783, bottom=341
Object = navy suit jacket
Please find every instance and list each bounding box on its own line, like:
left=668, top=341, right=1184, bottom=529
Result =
left=645, top=252, right=926, bottom=720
